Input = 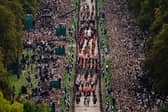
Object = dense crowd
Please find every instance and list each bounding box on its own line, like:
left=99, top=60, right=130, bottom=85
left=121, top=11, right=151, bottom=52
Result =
left=24, top=0, right=71, bottom=41
left=75, top=73, right=98, bottom=106
left=77, top=20, right=99, bottom=71
left=80, top=0, right=95, bottom=20
left=18, top=0, right=72, bottom=112
left=21, top=38, right=65, bottom=105
left=104, top=0, right=158, bottom=112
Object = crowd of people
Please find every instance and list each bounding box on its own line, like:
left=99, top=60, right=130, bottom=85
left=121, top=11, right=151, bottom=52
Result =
left=75, top=0, right=99, bottom=108
left=80, top=0, right=95, bottom=20
left=104, top=0, right=158, bottom=111
left=36, top=0, right=71, bottom=29
left=25, top=0, right=72, bottom=41
left=77, top=20, right=99, bottom=71
left=77, top=0, right=98, bottom=71
left=100, top=39, right=114, bottom=112
left=18, top=0, right=73, bottom=112
left=21, top=38, right=65, bottom=105
left=75, top=73, right=98, bottom=106
left=64, top=47, right=75, bottom=112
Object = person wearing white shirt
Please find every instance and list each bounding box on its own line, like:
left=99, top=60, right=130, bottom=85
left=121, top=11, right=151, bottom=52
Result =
left=87, top=28, right=92, bottom=37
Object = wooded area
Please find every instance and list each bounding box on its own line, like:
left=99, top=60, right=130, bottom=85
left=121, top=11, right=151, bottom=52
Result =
left=0, top=0, right=40, bottom=112
left=128, top=0, right=168, bottom=95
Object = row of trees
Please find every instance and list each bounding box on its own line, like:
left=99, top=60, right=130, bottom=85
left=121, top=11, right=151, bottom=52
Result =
left=0, top=0, right=38, bottom=67
left=128, top=0, right=168, bottom=95
left=0, top=0, right=38, bottom=99
left=0, top=0, right=44, bottom=112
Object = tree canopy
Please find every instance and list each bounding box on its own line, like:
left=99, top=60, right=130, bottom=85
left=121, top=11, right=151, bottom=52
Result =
left=0, top=0, right=38, bottom=102
left=0, top=91, right=23, bottom=112
left=128, top=0, right=168, bottom=95
left=23, top=101, right=50, bottom=112
left=20, top=0, right=38, bottom=15
left=146, top=24, right=168, bottom=95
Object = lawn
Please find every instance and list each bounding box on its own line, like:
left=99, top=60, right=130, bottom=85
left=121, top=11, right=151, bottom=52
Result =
left=9, top=49, right=38, bottom=97
left=98, top=0, right=115, bottom=110
left=60, top=1, right=77, bottom=111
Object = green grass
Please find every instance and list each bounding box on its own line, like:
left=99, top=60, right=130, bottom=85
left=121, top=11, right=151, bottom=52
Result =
left=9, top=50, right=38, bottom=97
left=61, top=38, right=76, bottom=112
left=61, top=2, right=77, bottom=110
left=97, top=0, right=115, bottom=110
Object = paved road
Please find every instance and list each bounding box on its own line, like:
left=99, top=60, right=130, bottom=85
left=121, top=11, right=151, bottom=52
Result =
left=74, top=0, right=101, bottom=111
left=75, top=81, right=101, bottom=112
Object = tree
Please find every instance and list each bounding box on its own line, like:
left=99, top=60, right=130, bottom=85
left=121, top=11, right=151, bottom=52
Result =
left=23, top=101, right=36, bottom=112
left=128, top=0, right=168, bottom=96
left=0, top=5, right=18, bottom=66
left=0, top=48, right=5, bottom=72
left=36, top=103, right=50, bottom=112
left=0, top=0, right=24, bottom=99
left=11, top=102, right=24, bottom=112
left=0, top=91, right=23, bottom=112
left=128, top=0, right=141, bottom=16
left=146, top=24, right=168, bottom=95
left=0, top=0, right=23, bottom=72
left=23, top=101, right=50, bottom=112
left=150, top=8, right=163, bottom=35
left=0, top=49, right=13, bottom=100
left=20, top=0, right=38, bottom=15
left=137, top=0, right=154, bottom=30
